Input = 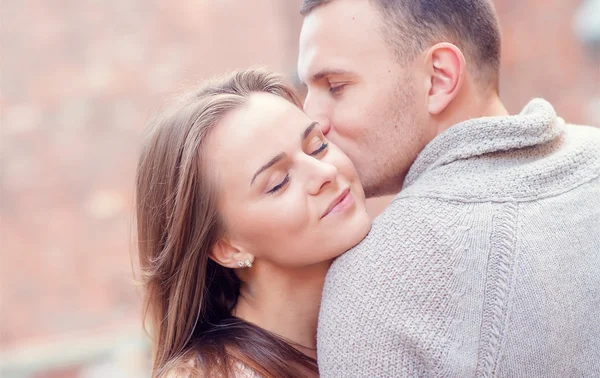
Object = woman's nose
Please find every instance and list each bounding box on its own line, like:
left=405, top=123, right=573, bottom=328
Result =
left=304, top=157, right=338, bottom=195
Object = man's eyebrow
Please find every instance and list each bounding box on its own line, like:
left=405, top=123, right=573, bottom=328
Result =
left=250, top=152, right=286, bottom=186
left=311, top=68, right=354, bottom=82
left=302, top=121, right=319, bottom=140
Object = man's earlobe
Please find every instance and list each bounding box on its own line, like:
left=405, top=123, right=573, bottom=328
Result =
left=425, top=43, right=465, bottom=115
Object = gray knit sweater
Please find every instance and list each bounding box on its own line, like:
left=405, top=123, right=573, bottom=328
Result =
left=317, top=99, right=600, bottom=377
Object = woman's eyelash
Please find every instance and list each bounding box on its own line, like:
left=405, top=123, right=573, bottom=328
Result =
left=267, top=174, right=289, bottom=194
left=310, top=142, right=329, bottom=156
left=266, top=142, right=327, bottom=195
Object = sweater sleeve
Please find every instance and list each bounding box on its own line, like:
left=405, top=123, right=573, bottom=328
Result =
left=317, top=196, right=507, bottom=377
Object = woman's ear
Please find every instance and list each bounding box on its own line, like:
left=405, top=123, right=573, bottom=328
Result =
left=209, top=239, right=254, bottom=269
left=423, top=42, right=466, bottom=115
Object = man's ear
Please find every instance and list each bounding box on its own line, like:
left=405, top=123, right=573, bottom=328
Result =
left=423, top=42, right=465, bottom=115
left=209, top=239, right=254, bottom=269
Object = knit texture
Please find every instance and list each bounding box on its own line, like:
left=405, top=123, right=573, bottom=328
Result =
left=317, top=99, right=600, bottom=377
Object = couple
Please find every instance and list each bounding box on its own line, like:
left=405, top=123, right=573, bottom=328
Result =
left=135, top=0, right=600, bottom=377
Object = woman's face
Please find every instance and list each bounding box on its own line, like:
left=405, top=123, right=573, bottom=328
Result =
left=206, top=92, right=371, bottom=268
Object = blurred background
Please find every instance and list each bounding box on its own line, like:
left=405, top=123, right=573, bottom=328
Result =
left=0, top=1, right=598, bottom=377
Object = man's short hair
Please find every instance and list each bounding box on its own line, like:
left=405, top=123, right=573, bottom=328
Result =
left=301, top=0, right=502, bottom=92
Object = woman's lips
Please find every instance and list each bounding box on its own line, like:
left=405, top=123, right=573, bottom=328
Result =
left=321, top=187, right=354, bottom=218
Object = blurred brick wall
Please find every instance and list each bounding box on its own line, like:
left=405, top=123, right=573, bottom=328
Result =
left=496, top=0, right=599, bottom=124
left=0, top=1, right=304, bottom=376
left=0, top=0, right=597, bottom=376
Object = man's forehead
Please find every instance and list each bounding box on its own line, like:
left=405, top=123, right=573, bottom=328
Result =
left=298, top=2, right=380, bottom=81
left=300, top=0, right=377, bottom=40
left=298, top=26, right=353, bottom=82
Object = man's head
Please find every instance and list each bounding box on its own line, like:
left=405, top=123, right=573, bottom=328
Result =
left=298, top=0, right=502, bottom=197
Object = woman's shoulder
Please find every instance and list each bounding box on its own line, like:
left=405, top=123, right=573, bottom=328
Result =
left=158, top=356, right=202, bottom=378
left=159, top=359, right=263, bottom=378
left=233, top=362, right=263, bottom=378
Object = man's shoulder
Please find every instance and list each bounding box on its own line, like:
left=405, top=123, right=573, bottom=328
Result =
left=565, top=123, right=600, bottom=152
left=338, top=195, right=471, bottom=263
left=370, top=193, right=467, bottom=228
left=564, top=122, right=600, bottom=142
left=401, top=122, right=600, bottom=203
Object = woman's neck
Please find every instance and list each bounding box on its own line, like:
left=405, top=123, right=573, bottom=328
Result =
left=233, top=261, right=331, bottom=359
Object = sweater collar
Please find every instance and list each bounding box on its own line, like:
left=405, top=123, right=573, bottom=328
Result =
left=404, top=99, right=564, bottom=189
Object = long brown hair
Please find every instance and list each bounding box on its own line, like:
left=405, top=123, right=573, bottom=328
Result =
left=135, top=70, right=318, bottom=377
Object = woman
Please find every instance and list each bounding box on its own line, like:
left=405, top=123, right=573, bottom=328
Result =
left=135, top=69, right=372, bottom=377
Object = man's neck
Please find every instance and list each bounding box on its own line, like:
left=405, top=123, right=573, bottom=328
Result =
left=233, top=261, right=331, bottom=359
left=480, top=95, right=509, bottom=118
left=437, top=92, right=509, bottom=135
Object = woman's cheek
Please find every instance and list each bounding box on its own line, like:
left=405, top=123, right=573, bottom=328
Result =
left=273, top=192, right=312, bottom=233
left=248, top=193, right=311, bottom=240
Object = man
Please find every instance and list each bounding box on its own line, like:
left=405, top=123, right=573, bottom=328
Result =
left=297, top=0, right=600, bottom=376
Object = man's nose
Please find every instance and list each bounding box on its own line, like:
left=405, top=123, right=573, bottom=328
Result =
left=317, top=118, right=331, bottom=135
left=303, top=93, right=331, bottom=135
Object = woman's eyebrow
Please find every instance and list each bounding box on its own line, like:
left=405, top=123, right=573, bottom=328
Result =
left=250, top=152, right=286, bottom=186
left=302, top=121, right=319, bottom=140
left=250, top=121, right=320, bottom=186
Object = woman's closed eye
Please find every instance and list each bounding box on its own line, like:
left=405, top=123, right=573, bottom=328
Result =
left=308, top=138, right=329, bottom=156
left=265, top=136, right=328, bottom=194
left=267, top=174, right=290, bottom=194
